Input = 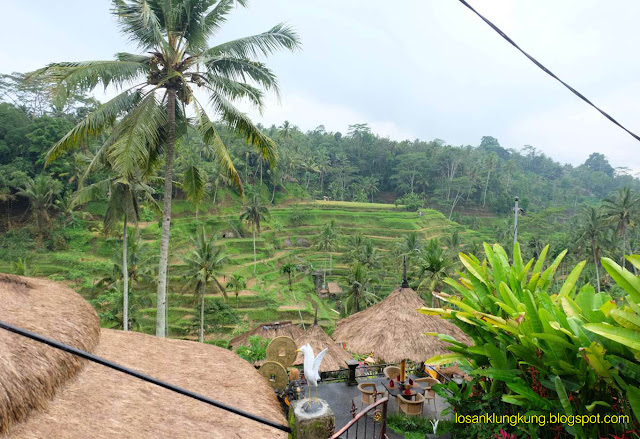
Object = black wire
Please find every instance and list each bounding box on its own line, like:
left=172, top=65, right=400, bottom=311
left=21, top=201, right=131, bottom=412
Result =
left=456, top=0, right=640, bottom=143
left=0, top=320, right=291, bottom=434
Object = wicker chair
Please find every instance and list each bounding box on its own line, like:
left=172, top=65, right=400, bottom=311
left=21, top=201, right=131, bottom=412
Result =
left=423, top=388, right=438, bottom=413
left=383, top=366, right=401, bottom=380
left=357, top=382, right=385, bottom=409
left=397, top=393, right=425, bottom=416
left=415, top=376, right=440, bottom=388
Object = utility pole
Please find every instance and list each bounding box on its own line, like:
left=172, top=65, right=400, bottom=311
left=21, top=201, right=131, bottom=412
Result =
left=513, top=196, right=519, bottom=246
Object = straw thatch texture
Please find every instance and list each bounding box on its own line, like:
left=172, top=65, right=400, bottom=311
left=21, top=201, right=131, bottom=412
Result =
left=7, top=329, right=287, bottom=439
left=229, top=321, right=304, bottom=349
left=0, top=274, right=100, bottom=435
left=332, top=287, right=472, bottom=363
left=293, top=325, right=352, bottom=372
left=327, top=282, right=342, bottom=295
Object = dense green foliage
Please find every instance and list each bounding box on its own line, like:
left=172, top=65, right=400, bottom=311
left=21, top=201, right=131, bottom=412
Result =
left=421, top=243, right=640, bottom=438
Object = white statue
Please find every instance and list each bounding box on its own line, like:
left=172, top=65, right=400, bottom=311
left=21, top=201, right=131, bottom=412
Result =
left=299, top=343, right=328, bottom=400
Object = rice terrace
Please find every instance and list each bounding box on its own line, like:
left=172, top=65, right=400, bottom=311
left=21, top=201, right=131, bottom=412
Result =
left=1, top=1, right=640, bottom=438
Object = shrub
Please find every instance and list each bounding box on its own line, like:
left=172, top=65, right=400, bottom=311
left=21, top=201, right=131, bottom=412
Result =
left=421, top=243, right=640, bottom=438
left=235, top=335, right=269, bottom=364
left=397, top=192, right=423, bottom=212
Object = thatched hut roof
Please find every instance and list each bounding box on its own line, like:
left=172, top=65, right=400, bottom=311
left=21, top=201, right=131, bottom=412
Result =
left=293, top=325, right=352, bottom=372
left=1, top=275, right=287, bottom=439
left=332, top=286, right=472, bottom=363
left=229, top=321, right=304, bottom=349
left=0, top=273, right=101, bottom=435
left=327, top=282, right=342, bottom=295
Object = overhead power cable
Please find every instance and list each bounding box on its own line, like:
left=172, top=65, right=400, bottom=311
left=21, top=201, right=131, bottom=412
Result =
left=456, top=0, right=640, bottom=143
left=0, top=320, right=291, bottom=434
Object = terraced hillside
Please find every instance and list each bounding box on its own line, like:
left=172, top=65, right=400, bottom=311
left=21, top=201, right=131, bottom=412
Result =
left=0, top=199, right=482, bottom=343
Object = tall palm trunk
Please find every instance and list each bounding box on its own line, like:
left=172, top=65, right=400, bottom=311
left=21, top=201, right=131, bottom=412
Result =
left=622, top=227, right=628, bottom=270
left=323, top=248, right=327, bottom=289
left=200, top=284, right=205, bottom=343
left=156, top=88, right=177, bottom=337
left=329, top=252, right=333, bottom=275
left=592, top=239, right=601, bottom=293
left=122, top=214, right=129, bottom=331
left=252, top=224, right=257, bottom=275
left=482, top=170, right=491, bottom=207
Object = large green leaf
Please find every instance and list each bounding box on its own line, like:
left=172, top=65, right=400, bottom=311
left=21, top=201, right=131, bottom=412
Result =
left=470, top=368, right=521, bottom=382
left=507, top=381, right=552, bottom=409
left=583, top=323, right=640, bottom=350
left=601, top=257, right=640, bottom=305
left=558, top=260, right=586, bottom=297
left=628, top=386, right=640, bottom=422
left=608, top=355, right=640, bottom=382
left=537, top=249, right=567, bottom=291
left=609, top=309, right=640, bottom=330
left=554, top=376, right=573, bottom=415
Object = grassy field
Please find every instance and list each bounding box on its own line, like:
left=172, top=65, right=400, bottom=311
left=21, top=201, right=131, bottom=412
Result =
left=0, top=197, right=481, bottom=342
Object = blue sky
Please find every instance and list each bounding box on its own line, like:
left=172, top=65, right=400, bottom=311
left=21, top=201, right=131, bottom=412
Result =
left=3, top=0, right=640, bottom=171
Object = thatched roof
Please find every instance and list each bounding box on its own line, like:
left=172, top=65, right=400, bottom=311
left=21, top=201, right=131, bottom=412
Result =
left=293, top=325, right=353, bottom=372
left=229, top=321, right=304, bottom=349
left=327, top=282, right=342, bottom=295
left=1, top=275, right=287, bottom=439
left=332, top=286, right=472, bottom=363
left=0, top=274, right=101, bottom=435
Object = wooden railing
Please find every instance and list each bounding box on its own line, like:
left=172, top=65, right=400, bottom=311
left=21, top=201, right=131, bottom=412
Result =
left=329, top=396, right=389, bottom=439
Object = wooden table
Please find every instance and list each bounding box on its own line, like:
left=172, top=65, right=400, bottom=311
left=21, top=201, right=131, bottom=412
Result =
left=381, top=380, right=425, bottom=401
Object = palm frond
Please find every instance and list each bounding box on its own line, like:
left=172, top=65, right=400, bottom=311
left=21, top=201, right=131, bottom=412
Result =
left=202, top=0, right=247, bottom=37
left=206, top=92, right=277, bottom=168
left=106, top=92, right=168, bottom=179
left=46, top=89, right=144, bottom=164
left=72, top=179, right=112, bottom=207
left=32, top=60, right=148, bottom=107
left=116, top=52, right=154, bottom=64
left=193, top=100, right=242, bottom=191
left=206, top=23, right=300, bottom=58
left=201, top=75, right=264, bottom=111
left=204, top=56, right=279, bottom=94
left=111, top=0, right=166, bottom=49
left=181, top=164, right=207, bottom=206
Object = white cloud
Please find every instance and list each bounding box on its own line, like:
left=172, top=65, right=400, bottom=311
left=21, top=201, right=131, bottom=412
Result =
left=245, top=92, right=416, bottom=140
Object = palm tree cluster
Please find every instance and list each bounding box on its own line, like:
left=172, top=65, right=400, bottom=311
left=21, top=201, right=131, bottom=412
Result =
left=29, top=0, right=300, bottom=337
left=574, top=187, right=640, bottom=291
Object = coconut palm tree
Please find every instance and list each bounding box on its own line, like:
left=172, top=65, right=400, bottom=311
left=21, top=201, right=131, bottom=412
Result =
left=362, top=176, right=379, bottom=203
left=401, top=231, right=422, bottom=268
left=280, top=261, right=299, bottom=291
left=603, top=188, right=639, bottom=268
left=34, top=0, right=300, bottom=337
left=576, top=206, right=609, bottom=292
left=240, top=194, right=269, bottom=275
left=316, top=220, right=338, bottom=287
left=344, top=261, right=378, bottom=314
left=344, top=232, right=366, bottom=263
left=75, top=170, right=157, bottom=331
left=226, top=274, right=246, bottom=308
left=359, top=239, right=381, bottom=269
left=183, top=227, right=226, bottom=342
left=98, top=236, right=156, bottom=329
left=443, top=231, right=462, bottom=255
left=416, top=239, right=455, bottom=306
left=17, top=174, right=62, bottom=238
